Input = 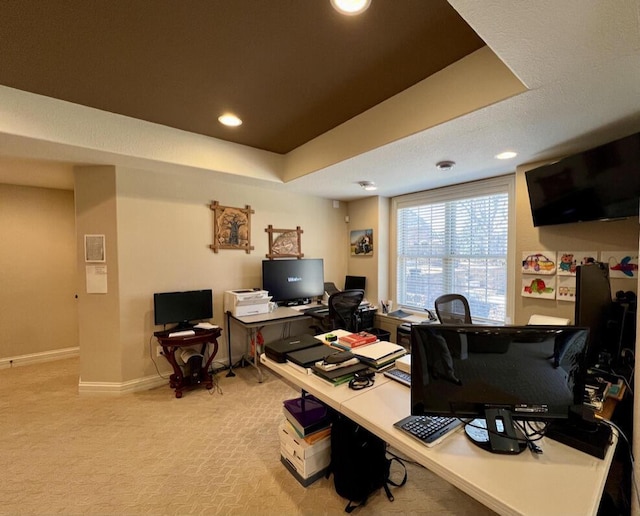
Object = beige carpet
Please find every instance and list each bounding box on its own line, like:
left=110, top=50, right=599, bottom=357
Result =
left=0, top=358, right=495, bottom=515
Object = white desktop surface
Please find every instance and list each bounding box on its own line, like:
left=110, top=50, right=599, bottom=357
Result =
left=261, top=354, right=617, bottom=516
left=260, top=353, right=391, bottom=411
left=341, top=380, right=616, bottom=516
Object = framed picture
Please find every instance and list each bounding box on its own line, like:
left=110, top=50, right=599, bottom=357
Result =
left=265, top=225, right=303, bottom=259
left=350, top=229, right=373, bottom=256
left=84, top=234, right=106, bottom=262
left=209, top=201, right=254, bottom=253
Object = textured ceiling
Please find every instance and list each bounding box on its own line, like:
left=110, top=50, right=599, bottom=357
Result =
left=0, top=0, right=483, bottom=154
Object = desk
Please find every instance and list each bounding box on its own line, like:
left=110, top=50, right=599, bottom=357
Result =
left=226, top=306, right=310, bottom=382
left=155, top=327, right=221, bottom=398
left=260, top=354, right=617, bottom=516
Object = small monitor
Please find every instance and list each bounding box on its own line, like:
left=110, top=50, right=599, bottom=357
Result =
left=262, top=258, right=324, bottom=305
left=153, top=289, right=213, bottom=329
left=344, top=275, right=366, bottom=291
left=411, top=324, right=590, bottom=454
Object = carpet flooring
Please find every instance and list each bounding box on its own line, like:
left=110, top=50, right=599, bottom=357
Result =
left=0, top=357, right=495, bottom=515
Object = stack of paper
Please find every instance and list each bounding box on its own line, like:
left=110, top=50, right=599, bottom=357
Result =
left=351, top=341, right=407, bottom=370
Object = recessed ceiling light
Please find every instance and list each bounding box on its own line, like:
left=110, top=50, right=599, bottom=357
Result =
left=495, top=151, right=517, bottom=160
left=218, top=113, right=242, bottom=127
left=330, top=0, right=371, bottom=16
left=358, top=181, right=377, bottom=191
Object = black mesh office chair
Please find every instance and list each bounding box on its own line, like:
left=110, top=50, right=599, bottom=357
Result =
left=312, top=289, right=365, bottom=334
left=434, top=294, right=473, bottom=324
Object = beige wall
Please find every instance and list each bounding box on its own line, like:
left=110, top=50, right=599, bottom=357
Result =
left=72, top=165, right=349, bottom=389
left=4, top=160, right=638, bottom=387
left=345, top=196, right=391, bottom=309
left=0, top=184, right=78, bottom=363
left=514, top=163, right=638, bottom=325
left=74, top=166, right=122, bottom=384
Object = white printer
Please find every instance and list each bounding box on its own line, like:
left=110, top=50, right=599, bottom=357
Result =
left=224, top=289, right=271, bottom=317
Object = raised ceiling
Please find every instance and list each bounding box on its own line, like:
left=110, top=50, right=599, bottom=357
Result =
left=1, top=1, right=639, bottom=201
left=0, top=0, right=483, bottom=154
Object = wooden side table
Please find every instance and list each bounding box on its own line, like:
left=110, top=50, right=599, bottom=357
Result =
left=154, top=327, right=221, bottom=398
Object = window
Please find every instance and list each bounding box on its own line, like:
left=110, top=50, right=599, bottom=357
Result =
left=392, top=176, right=515, bottom=324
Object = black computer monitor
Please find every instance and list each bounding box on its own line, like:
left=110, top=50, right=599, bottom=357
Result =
left=262, top=258, right=324, bottom=305
left=411, top=324, right=590, bottom=454
left=575, top=262, right=613, bottom=366
left=344, top=275, right=366, bottom=291
left=153, top=289, right=213, bottom=329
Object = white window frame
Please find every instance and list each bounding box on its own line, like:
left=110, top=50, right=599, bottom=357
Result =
left=390, top=175, right=516, bottom=324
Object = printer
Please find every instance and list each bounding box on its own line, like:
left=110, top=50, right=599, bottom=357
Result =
left=224, top=289, right=271, bottom=317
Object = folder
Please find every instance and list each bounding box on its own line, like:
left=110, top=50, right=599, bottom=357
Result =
left=286, top=344, right=338, bottom=368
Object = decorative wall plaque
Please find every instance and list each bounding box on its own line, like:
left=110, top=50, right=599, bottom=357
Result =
left=209, top=201, right=254, bottom=253
left=265, top=225, right=303, bottom=259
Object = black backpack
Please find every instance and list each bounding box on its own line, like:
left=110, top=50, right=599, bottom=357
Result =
left=328, top=411, right=407, bottom=513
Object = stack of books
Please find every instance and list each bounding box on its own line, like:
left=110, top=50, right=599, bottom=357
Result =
left=333, top=331, right=378, bottom=350
left=352, top=341, right=407, bottom=370
left=282, top=395, right=331, bottom=439
left=285, top=344, right=340, bottom=375
left=310, top=361, right=369, bottom=386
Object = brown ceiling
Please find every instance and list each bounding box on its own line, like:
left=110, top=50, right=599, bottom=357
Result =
left=0, top=1, right=484, bottom=154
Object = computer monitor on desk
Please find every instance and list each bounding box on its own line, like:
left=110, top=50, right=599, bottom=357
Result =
left=262, top=258, right=324, bottom=306
left=344, top=275, right=366, bottom=291
left=410, top=324, right=591, bottom=454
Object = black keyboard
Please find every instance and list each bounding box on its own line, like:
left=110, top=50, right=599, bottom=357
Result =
left=394, top=415, right=464, bottom=446
left=304, top=306, right=329, bottom=315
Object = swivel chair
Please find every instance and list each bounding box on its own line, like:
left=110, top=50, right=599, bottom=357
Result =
left=313, top=289, right=365, bottom=334
left=434, top=294, right=472, bottom=325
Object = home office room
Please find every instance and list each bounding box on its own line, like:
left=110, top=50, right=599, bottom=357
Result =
left=1, top=1, right=640, bottom=515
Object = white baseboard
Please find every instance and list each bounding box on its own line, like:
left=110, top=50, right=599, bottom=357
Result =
left=0, top=348, right=230, bottom=394
left=78, top=374, right=168, bottom=395
left=0, top=347, right=79, bottom=369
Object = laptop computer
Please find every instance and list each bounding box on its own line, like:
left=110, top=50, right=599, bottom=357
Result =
left=264, top=334, right=320, bottom=363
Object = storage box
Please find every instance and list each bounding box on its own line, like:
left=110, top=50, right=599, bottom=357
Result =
left=224, top=289, right=271, bottom=317
left=280, top=455, right=329, bottom=487
left=279, top=420, right=331, bottom=484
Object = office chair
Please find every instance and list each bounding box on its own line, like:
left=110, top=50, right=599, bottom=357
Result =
left=313, top=289, right=365, bottom=334
left=434, top=294, right=473, bottom=325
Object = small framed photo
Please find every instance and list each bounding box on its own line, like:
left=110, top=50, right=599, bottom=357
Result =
left=84, top=234, right=106, bottom=262
left=350, top=229, right=373, bottom=256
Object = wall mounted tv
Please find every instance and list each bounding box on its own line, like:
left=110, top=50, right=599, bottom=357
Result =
left=525, top=131, right=640, bottom=227
left=262, top=258, right=324, bottom=305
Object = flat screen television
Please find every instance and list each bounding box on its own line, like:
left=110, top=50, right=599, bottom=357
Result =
left=344, top=275, right=366, bottom=291
left=525, top=131, right=640, bottom=227
left=262, top=258, right=324, bottom=305
left=575, top=262, right=613, bottom=366
left=153, top=289, right=213, bottom=329
left=411, top=324, right=590, bottom=454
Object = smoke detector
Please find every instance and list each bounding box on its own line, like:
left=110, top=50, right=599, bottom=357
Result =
left=436, top=160, right=456, bottom=171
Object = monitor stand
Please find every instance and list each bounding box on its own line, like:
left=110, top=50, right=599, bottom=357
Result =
left=464, top=408, right=527, bottom=454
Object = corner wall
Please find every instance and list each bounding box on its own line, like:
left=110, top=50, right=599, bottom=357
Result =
left=346, top=196, right=390, bottom=309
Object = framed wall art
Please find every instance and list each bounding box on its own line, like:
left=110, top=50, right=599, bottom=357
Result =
left=350, top=229, right=373, bottom=256
left=265, top=225, right=303, bottom=259
left=209, top=201, right=254, bottom=254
